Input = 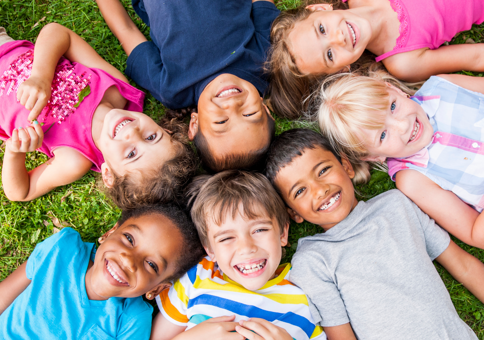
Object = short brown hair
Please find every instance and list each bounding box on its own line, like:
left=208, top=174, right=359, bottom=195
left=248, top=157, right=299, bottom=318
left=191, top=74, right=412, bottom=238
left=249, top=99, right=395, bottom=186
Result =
left=104, top=118, right=199, bottom=210
left=186, top=170, right=289, bottom=248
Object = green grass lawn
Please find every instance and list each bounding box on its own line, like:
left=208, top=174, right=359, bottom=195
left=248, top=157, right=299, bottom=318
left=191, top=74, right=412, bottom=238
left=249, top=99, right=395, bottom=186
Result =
left=1, top=0, right=483, bottom=337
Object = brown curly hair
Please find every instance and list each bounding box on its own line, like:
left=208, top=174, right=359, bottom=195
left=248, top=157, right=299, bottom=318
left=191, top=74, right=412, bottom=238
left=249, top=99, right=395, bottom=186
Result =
left=267, top=0, right=377, bottom=120
left=104, top=117, right=199, bottom=210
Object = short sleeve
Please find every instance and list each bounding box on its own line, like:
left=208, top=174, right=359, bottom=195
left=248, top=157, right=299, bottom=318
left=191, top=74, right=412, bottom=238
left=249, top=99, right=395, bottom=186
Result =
left=411, top=200, right=450, bottom=260
left=290, top=251, right=350, bottom=327
left=156, top=279, right=190, bottom=326
left=251, top=1, right=280, bottom=37
left=25, top=228, right=79, bottom=280
left=117, top=300, right=153, bottom=340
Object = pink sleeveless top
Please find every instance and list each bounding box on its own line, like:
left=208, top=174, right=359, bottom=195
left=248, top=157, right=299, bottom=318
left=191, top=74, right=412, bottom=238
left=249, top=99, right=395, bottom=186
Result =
left=0, top=41, right=145, bottom=172
left=375, top=0, right=484, bottom=61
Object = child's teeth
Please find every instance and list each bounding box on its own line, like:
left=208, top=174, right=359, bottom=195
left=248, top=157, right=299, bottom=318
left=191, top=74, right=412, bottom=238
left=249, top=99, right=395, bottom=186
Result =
left=319, top=193, right=341, bottom=211
left=114, top=119, right=131, bottom=137
left=410, top=122, right=420, bottom=141
left=217, top=88, right=240, bottom=97
left=107, top=263, right=125, bottom=284
left=236, top=260, right=266, bottom=274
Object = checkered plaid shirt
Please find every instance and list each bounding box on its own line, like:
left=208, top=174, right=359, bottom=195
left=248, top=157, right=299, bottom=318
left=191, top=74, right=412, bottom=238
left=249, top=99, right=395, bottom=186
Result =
left=388, top=76, right=484, bottom=212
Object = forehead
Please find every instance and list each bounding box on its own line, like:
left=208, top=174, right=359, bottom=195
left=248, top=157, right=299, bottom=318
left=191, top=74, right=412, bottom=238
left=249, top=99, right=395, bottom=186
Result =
left=206, top=201, right=275, bottom=231
left=275, top=146, right=338, bottom=186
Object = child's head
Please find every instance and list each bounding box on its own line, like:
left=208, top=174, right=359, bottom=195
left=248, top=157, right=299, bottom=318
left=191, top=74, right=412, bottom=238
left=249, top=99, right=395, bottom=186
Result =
left=269, top=0, right=358, bottom=119
left=99, top=109, right=198, bottom=209
left=189, top=74, right=275, bottom=172
left=316, top=72, right=431, bottom=163
left=187, top=170, right=289, bottom=291
left=87, top=204, right=205, bottom=300
left=265, top=129, right=361, bottom=230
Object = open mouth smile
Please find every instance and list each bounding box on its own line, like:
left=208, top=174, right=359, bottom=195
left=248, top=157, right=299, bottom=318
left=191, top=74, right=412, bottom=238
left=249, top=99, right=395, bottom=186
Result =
left=346, top=22, right=356, bottom=48
left=318, top=192, right=341, bottom=211
left=113, top=118, right=134, bottom=138
left=105, top=260, right=129, bottom=285
left=235, top=259, right=267, bottom=275
left=216, top=86, right=242, bottom=98
left=408, top=119, right=422, bottom=143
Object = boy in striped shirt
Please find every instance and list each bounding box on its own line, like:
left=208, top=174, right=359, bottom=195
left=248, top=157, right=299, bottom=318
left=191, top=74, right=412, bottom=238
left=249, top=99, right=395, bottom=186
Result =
left=150, top=171, right=325, bottom=340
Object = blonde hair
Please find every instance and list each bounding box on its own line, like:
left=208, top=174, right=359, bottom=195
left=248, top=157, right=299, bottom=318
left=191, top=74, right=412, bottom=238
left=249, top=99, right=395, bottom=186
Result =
left=314, top=66, right=418, bottom=173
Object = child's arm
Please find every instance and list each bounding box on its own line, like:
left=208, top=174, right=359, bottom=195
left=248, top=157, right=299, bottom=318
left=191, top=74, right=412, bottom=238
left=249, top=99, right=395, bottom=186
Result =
left=96, top=0, right=147, bottom=56
left=20, top=22, right=128, bottom=122
left=0, top=262, right=31, bottom=315
left=151, top=313, right=243, bottom=340
left=323, top=324, right=357, bottom=340
left=384, top=44, right=484, bottom=82
left=396, top=170, right=484, bottom=248
left=435, top=240, right=484, bottom=303
left=2, top=134, right=93, bottom=201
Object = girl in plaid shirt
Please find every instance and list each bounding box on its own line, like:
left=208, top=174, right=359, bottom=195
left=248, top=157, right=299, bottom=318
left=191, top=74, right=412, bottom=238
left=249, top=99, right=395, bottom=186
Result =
left=313, top=68, right=484, bottom=249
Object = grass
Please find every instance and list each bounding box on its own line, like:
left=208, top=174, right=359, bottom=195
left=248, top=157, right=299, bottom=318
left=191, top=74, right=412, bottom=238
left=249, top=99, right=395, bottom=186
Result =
left=0, top=0, right=483, bottom=337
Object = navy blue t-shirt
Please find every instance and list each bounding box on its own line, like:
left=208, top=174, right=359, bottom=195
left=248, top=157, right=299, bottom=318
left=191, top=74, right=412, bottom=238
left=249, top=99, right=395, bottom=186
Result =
left=126, top=0, right=280, bottom=109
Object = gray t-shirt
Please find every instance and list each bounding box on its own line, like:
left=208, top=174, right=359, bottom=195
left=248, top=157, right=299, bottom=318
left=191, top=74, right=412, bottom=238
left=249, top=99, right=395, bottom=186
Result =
left=290, top=190, right=477, bottom=340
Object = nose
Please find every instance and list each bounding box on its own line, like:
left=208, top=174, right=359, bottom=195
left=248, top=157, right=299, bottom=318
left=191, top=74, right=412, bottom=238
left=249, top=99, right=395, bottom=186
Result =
left=329, top=27, right=345, bottom=46
left=122, top=124, right=141, bottom=141
left=388, top=116, right=410, bottom=136
left=313, top=181, right=330, bottom=200
left=220, top=96, right=244, bottom=111
left=238, top=235, right=257, bottom=256
left=119, top=252, right=137, bottom=273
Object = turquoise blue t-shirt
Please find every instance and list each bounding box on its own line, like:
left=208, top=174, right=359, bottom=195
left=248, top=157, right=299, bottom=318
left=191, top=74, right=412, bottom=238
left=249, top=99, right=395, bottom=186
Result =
left=0, top=228, right=153, bottom=339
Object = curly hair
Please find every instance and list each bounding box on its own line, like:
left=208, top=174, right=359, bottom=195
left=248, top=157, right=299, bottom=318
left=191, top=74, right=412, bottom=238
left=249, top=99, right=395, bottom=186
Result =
left=267, top=0, right=377, bottom=120
left=104, top=117, right=199, bottom=210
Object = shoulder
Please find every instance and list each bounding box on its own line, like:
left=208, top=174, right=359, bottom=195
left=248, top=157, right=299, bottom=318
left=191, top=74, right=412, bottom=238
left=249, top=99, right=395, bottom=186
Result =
left=416, top=75, right=458, bottom=98
left=35, top=227, right=84, bottom=254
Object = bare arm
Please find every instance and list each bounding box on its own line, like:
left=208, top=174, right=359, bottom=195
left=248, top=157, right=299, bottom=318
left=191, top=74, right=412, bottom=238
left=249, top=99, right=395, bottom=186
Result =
left=324, top=323, right=357, bottom=340
left=384, top=44, right=484, bottom=82
left=96, top=0, right=147, bottom=56
left=2, top=144, right=93, bottom=202
left=395, top=170, right=484, bottom=248
left=0, top=262, right=31, bottom=315
left=150, top=312, right=186, bottom=340
left=435, top=74, right=484, bottom=94
left=436, top=240, right=484, bottom=303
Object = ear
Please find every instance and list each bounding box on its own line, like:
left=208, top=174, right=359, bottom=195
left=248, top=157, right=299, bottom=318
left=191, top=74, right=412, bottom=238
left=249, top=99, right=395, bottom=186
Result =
left=287, top=207, right=304, bottom=224
left=187, top=112, right=199, bottom=141
left=145, top=283, right=171, bottom=300
left=101, top=163, right=115, bottom=188
left=306, top=3, right=333, bottom=12
left=362, top=155, right=386, bottom=163
left=341, top=157, right=356, bottom=180
left=98, top=222, right=119, bottom=244
left=280, top=222, right=290, bottom=247
left=263, top=103, right=275, bottom=121
left=204, top=245, right=216, bottom=263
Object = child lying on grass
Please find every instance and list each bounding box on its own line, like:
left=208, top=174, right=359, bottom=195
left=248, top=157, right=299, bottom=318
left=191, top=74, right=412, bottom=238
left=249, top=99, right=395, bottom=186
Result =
left=96, top=0, right=278, bottom=172
left=265, top=129, right=484, bottom=339
left=0, top=204, right=205, bottom=339
left=151, top=171, right=325, bottom=340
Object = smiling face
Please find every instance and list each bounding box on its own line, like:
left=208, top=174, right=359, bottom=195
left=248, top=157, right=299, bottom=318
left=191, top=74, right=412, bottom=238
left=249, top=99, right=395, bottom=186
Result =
left=85, top=214, right=183, bottom=300
left=205, top=206, right=289, bottom=291
left=190, top=74, right=273, bottom=161
left=274, top=146, right=357, bottom=230
left=287, top=5, right=371, bottom=75
left=98, top=109, right=177, bottom=177
left=358, top=87, right=434, bottom=161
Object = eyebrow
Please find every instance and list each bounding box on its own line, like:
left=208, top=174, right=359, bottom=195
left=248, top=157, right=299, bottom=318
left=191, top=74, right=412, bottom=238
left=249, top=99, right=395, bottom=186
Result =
left=288, top=160, right=329, bottom=196
left=128, top=223, right=168, bottom=270
left=212, top=219, right=273, bottom=238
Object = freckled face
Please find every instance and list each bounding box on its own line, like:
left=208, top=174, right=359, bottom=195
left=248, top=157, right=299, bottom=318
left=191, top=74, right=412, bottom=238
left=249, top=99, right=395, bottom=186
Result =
left=196, top=74, right=274, bottom=161
left=358, top=88, right=434, bottom=160
left=288, top=9, right=371, bottom=75
left=98, top=109, right=177, bottom=176
left=274, top=147, right=357, bottom=230
left=205, top=206, right=288, bottom=291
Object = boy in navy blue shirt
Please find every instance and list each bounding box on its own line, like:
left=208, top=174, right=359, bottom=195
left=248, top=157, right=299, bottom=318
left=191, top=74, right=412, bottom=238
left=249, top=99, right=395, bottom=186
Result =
left=96, top=0, right=279, bottom=172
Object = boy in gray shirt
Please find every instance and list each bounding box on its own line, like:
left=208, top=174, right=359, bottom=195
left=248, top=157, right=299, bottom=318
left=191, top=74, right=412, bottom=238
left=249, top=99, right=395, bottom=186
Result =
left=265, top=129, right=484, bottom=339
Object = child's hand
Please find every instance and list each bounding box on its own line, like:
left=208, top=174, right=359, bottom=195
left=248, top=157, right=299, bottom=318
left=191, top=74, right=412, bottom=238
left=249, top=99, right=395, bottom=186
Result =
left=179, top=315, right=244, bottom=340
left=6, top=123, right=44, bottom=154
left=17, top=76, right=51, bottom=122
left=236, top=319, right=293, bottom=340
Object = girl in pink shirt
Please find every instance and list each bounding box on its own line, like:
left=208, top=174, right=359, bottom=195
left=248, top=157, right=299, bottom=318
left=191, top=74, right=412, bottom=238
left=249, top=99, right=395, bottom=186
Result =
left=0, top=24, right=197, bottom=208
left=268, top=0, right=484, bottom=119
